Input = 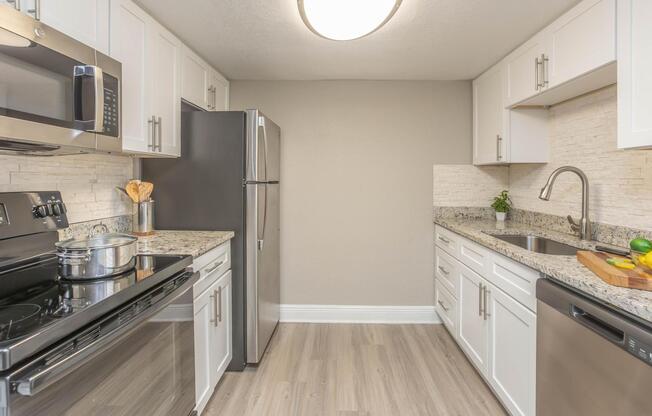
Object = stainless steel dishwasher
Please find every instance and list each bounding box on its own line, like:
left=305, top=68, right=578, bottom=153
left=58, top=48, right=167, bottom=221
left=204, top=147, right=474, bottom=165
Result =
left=536, top=279, right=652, bottom=415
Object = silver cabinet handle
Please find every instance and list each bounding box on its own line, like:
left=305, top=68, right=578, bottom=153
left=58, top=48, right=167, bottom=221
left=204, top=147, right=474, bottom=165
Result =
left=210, top=289, right=219, bottom=327
left=27, top=0, right=40, bottom=20
left=496, top=135, right=503, bottom=161
left=207, top=86, right=213, bottom=110
left=483, top=286, right=491, bottom=320
left=147, top=116, right=156, bottom=149
left=541, top=54, right=549, bottom=88
left=478, top=282, right=483, bottom=317
left=534, top=56, right=540, bottom=90
left=437, top=300, right=449, bottom=312
left=211, top=86, right=217, bottom=110
left=437, top=265, right=449, bottom=275
left=218, top=286, right=223, bottom=322
left=437, top=235, right=450, bottom=244
left=156, top=116, right=162, bottom=151
left=205, top=259, right=225, bottom=274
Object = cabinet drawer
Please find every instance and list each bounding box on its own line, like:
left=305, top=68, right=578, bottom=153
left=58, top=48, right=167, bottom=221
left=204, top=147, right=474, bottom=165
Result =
left=193, top=242, right=231, bottom=298
left=435, top=248, right=459, bottom=297
left=435, top=225, right=460, bottom=257
left=435, top=280, right=457, bottom=339
left=486, top=251, right=541, bottom=312
left=458, top=237, right=488, bottom=277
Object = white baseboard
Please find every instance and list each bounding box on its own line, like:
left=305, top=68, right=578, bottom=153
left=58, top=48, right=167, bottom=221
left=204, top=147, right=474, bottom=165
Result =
left=280, top=304, right=442, bottom=324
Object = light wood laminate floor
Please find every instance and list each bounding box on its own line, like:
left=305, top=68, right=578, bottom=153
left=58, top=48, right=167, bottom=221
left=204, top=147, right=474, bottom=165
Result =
left=205, top=323, right=506, bottom=416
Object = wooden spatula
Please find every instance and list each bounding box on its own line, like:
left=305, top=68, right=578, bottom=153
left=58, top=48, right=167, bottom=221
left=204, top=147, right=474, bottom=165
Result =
left=138, top=182, right=154, bottom=202
left=125, top=180, right=141, bottom=203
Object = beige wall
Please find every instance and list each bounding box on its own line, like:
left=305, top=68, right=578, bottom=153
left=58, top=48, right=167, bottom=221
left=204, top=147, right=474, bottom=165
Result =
left=0, top=154, right=133, bottom=223
left=231, top=80, right=472, bottom=305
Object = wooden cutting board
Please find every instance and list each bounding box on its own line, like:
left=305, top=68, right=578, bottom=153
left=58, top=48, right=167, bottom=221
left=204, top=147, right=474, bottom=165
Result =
left=577, top=251, right=652, bottom=291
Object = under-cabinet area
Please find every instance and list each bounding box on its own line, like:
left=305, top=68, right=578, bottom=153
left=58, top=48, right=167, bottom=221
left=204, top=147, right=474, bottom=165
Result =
left=1, top=0, right=651, bottom=415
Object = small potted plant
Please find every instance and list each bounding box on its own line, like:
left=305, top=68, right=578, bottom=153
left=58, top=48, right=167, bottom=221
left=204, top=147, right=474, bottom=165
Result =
left=491, top=190, right=512, bottom=221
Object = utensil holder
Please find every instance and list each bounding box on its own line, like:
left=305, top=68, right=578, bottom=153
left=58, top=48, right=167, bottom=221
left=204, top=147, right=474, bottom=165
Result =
left=132, top=201, right=155, bottom=236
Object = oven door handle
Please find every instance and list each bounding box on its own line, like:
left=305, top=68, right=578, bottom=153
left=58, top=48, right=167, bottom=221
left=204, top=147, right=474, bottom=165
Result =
left=12, top=271, right=197, bottom=397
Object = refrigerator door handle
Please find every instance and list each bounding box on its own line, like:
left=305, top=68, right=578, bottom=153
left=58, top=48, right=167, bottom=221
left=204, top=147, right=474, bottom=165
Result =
left=259, top=116, right=269, bottom=182
left=257, top=184, right=268, bottom=251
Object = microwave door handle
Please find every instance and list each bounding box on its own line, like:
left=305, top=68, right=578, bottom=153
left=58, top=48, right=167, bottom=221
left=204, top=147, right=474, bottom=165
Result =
left=12, top=272, right=197, bottom=397
left=74, top=65, right=105, bottom=133
left=93, top=67, right=105, bottom=133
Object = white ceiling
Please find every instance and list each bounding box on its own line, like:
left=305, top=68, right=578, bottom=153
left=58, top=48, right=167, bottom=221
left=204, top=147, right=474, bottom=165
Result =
left=135, top=0, right=581, bottom=81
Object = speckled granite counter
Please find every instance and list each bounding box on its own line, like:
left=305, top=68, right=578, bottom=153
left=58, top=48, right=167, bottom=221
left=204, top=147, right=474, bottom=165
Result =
left=434, top=217, right=652, bottom=324
left=136, top=230, right=235, bottom=258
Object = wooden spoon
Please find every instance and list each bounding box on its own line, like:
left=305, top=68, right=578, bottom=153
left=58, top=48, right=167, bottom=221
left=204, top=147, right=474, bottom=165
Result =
left=138, top=182, right=154, bottom=202
left=125, top=180, right=141, bottom=203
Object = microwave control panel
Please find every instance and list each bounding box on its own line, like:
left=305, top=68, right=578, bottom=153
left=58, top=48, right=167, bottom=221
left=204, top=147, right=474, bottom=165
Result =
left=102, top=73, right=119, bottom=137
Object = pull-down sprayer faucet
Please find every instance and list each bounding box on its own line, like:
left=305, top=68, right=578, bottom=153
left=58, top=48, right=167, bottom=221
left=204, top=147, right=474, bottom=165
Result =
left=539, top=166, right=591, bottom=240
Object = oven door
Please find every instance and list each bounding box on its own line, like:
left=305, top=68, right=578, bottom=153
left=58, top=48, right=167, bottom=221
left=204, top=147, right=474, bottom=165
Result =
left=0, top=7, right=121, bottom=153
left=0, top=271, right=197, bottom=416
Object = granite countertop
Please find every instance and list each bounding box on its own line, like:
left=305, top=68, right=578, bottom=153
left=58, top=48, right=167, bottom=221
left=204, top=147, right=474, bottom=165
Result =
left=434, top=217, right=652, bottom=324
left=136, top=230, right=235, bottom=258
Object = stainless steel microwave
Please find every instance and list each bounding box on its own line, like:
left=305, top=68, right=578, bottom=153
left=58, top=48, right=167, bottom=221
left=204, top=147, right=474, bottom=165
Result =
left=0, top=7, right=121, bottom=154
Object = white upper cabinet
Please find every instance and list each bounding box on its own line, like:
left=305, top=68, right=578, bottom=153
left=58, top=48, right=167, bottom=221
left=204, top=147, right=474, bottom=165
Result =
left=110, top=0, right=151, bottom=154
left=618, top=0, right=652, bottom=149
left=181, top=47, right=211, bottom=110
left=2, top=0, right=110, bottom=53
left=545, top=0, right=615, bottom=88
left=505, top=34, right=546, bottom=107
left=505, top=0, right=616, bottom=108
left=149, top=25, right=181, bottom=157
left=209, top=69, right=230, bottom=111
left=109, top=0, right=180, bottom=157
left=40, top=0, right=110, bottom=54
left=474, top=61, right=549, bottom=165
left=473, top=63, right=505, bottom=164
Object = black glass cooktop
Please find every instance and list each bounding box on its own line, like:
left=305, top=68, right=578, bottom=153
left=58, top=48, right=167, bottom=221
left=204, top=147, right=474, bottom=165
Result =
left=0, top=254, right=192, bottom=369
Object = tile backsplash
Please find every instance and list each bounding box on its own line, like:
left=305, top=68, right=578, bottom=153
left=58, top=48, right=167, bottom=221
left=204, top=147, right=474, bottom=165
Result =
left=0, top=153, right=134, bottom=223
left=433, top=164, right=508, bottom=208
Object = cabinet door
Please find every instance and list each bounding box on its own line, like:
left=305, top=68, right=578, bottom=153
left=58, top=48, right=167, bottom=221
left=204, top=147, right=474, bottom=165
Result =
left=209, top=70, right=229, bottom=111
left=505, top=35, right=545, bottom=106
left=546, top=0, right=615, bottom=89
left=149, top=24, right=181, bottom=157
left=473, top=63, right=506, bottom=165
left=214, top=271, right=232, bottom=382
left=181, top=49, right=210, bottom=110
left=193, top=286, right=214, bottom=414
left=40, top=0, right=110, bottom=53
left=458, top=264, right=489, bottom=374
left=109, top=0, right=152, bottom=153
left=488, top=283, right=536, bottom=416
left=617, top=0, right=652, bottom=149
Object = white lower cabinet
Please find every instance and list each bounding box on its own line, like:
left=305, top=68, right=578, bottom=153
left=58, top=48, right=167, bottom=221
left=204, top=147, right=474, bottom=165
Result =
left=435, top=225, right=538, bottom=416
left=192, top=243, right=233, bottom=415
left=458, top=264, right=489, bottom=374
left=488, top=283, right=536, bottom=416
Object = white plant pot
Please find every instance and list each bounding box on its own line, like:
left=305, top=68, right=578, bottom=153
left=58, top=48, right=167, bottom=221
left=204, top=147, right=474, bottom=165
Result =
left=496, top=212, right=507, bottom=221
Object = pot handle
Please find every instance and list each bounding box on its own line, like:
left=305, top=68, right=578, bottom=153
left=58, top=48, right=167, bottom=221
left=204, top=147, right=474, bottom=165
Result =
left=57, top=250, right=91, bottom=265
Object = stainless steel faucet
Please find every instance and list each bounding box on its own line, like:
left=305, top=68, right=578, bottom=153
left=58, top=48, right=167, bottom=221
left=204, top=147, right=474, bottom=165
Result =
left=539, top=166, right=591, bottom=240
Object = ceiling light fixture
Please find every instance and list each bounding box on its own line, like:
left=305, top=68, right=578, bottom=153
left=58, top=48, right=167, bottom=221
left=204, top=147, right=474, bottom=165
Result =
left=298, top=0, right=402, bottom=41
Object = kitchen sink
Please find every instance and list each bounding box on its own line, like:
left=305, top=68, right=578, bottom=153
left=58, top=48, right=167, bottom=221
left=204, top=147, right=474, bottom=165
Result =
left=485, top=233, right=580, bottom=256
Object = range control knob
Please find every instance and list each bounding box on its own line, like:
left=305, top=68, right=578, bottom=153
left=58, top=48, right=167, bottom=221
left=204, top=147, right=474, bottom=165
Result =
left=45, top=204, right=54, bottom=216
left=34, top=205, right=48, bottom=218
left=52, top=203, right=62, bottom=216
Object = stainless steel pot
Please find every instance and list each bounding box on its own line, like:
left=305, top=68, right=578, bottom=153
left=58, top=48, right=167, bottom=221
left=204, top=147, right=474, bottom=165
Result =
left=55, top=233, right=137, bottom=280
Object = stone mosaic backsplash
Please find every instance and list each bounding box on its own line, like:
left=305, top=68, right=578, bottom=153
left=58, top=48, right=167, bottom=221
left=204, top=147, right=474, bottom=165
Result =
left=58, top=215, right=132, bottom=240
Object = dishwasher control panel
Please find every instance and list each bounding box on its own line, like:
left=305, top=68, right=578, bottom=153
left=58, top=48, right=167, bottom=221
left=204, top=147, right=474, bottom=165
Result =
left=626, top=336, right=652, bottom=365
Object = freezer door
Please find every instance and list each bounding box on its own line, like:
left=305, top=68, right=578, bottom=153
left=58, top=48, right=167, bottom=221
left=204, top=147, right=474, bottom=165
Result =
left=245, top=182, right=280, bottom=363
left=245, top=109, right=281, bottom=183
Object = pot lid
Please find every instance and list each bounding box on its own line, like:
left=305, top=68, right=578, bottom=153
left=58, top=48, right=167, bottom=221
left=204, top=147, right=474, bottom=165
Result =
left=55, top=233, right=137, bottom=250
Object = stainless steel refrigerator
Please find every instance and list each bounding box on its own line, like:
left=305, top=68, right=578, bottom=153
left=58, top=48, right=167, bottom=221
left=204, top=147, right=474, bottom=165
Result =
left=142, top=107, right=280, bottom=370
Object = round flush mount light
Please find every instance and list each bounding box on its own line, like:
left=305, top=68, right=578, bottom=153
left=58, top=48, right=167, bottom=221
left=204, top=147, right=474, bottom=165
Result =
left=298, top=0, right=402, bottom=41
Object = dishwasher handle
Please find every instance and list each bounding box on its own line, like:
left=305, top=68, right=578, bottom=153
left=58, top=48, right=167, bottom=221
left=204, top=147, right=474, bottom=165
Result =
left=571, top=304, right=625, bottom=344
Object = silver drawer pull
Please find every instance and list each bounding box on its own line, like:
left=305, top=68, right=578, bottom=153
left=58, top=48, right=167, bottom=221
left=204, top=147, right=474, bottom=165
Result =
left=438, top=236, right=450, bottom=244
left=483, top=287, right=491, bottom=320
left=218, top=286, right=223, bottom=322
left=205, top=259, right=225, bottom=274
left=437, top=265, right=450, bottom=275
left=210, top=289, right=219, bottom=327
left=437, top=300, right=450, bottom=312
